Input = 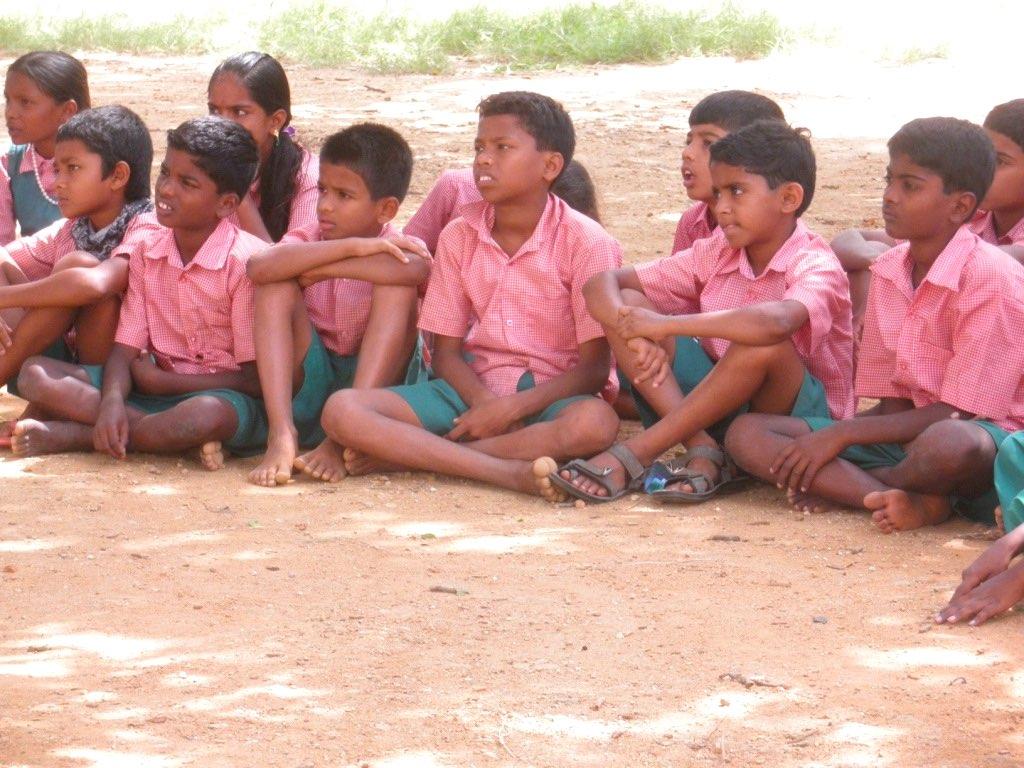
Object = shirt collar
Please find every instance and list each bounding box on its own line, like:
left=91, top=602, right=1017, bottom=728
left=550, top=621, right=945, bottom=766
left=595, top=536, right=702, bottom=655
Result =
left=871, top=225, right=976, bottom=293
left=148, top=217, right=237, bottom=270
left=460, top=193, right=559, bottom=260
left=18, top=146, right=52, bottom=175
left=719, top=219, right=810, bottom=278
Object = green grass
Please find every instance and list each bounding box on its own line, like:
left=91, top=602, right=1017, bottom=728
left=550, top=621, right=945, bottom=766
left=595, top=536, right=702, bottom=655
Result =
left=0, top=2, right=787, bottom=72
left=259, top=1, right=788, bottom=73
left=0, top=14, right=214, bottom=55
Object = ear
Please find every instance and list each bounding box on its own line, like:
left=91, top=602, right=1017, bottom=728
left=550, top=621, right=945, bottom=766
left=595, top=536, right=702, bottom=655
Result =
left=949, top=190, right=977, bottom=226
left=108, top=160, right=131, bottom=193
left=61, top=99, right=80, bottom=122
left=541, top=151, right=565, bottom=184
left=214, top=191, right=241, bottom=220
left=375, top=196, right=400, bottom=224
left=269, top=109, right=288, bottom=136
left=778, top=181, right=805, bottom=215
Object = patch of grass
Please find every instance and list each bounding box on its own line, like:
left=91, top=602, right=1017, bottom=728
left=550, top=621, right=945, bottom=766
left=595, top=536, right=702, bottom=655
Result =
left=0, top=14, right=214, bottom=55
left=892, top=43, right=949, bottom=65
left=260, top=1, right=788, bottom=73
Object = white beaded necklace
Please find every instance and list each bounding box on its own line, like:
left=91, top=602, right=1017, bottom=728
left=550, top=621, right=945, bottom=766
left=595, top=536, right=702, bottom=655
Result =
left=28, top=145, right=58, bottom=206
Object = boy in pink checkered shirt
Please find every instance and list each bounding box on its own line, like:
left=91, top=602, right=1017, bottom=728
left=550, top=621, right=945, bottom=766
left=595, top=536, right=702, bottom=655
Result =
left=245, top=123, right=431, bottom=487
left=319, top=91, right=623, bottom=496
left=12, top=117, right=268, bottom=469
left=729, top=117, right=1024, bottom=532
left=550, top=120, right=853, bottom=504
left=834, top=99, right=1024, bottom=340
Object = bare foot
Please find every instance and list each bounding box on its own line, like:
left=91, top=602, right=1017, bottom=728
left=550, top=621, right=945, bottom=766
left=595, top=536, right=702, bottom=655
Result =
left=248, top=431, right=297, bottom=487
left=533, top=457, right=567, bottom=502
left=864, top=489, right=951, bottom=533
left=0, top=404, right=43, bottom=448
left=341, top=446, right=403, bottom=477
left=11, top=419, right=92, bottom=457
left=294, top=439, right=347, bottom=483
left=198, top=441, right=226, bottom=471
left=787, top=487, right=831, bottom=513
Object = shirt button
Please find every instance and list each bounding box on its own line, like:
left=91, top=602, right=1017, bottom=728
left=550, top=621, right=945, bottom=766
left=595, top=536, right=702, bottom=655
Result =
left=506, top=320, right=513, bottom=326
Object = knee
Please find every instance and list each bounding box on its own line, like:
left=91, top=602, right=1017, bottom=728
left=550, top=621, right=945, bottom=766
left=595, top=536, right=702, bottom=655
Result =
left=182, top=395, right=237, bottom=436
left=724, top=413, right=759, bottom=463
left=16, top=356, right=55, bottom=401
left=558, top=399, right=619, bottom=455
left=321, top=389, right=365, bottom=439
left=911, top=420, right=995, bottom=476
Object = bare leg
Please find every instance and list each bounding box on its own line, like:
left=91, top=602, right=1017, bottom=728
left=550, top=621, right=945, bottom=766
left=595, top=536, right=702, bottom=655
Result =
left=323, top=388, right=596, bottom=499
left=303, top=284, right=418, bottom=481
left=249, top=280, right=310, bottom=487
left=128, top=395, right=238, bottom=470
left=563, top=339, right=806, bottom=498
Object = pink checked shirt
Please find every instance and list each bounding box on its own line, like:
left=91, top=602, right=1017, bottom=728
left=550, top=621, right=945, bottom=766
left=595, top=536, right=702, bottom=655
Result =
left=2, top=214, right=159, bottom=281
left=419, top=194, right=622, bottom=399
left=0, top=147, right=56, bottom=245
left=672, top=201, right=716, bottom=254
left=857, top=226, right=1024, bottom=430
left=403, top=168, right=481, bottom=253
left=230, top=147, right=319, bottom=238
left=635, top=221, right=855, bottom=419
left=281, top=221, right=420, bottom=357
left=115, top=216, right=261, bottom=374
left=969, top=209, right=1024, bottom=246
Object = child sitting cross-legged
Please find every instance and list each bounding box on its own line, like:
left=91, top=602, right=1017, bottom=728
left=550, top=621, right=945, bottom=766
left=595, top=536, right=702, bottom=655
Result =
left=12, top=117, right=267, bottom=467
left=245, top=123, right=431, bottom=487
left=727, top=117, right=1024, bottom=532
left=547, top=120, right=853, bottom=503
left=317, top=91, right=624, bottom=496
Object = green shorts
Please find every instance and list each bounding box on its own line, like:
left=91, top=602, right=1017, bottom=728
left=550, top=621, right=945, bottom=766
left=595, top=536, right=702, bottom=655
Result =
left=802, top=415, right=1010, bottom=524
left=994, top=431, right=1024, bottom=532
left=82, top=363, right=264, bottom=454
left=389, top=370, right=592, bottom=435
left=634, top=335, right=830, bottom=441
left=292, top=332, right=429, bottom=447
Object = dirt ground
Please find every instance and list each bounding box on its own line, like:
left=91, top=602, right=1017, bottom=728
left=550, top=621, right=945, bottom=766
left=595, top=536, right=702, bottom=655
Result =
left=2, top=52, right=1023, bottom=768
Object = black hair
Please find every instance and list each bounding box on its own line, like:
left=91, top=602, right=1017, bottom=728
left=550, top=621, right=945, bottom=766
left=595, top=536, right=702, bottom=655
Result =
left=320, top=123, right=413, bottom=202
left=209, top=52, right=302, bottom=241
left=165, top=117, right=259, bottom=199
left=888, top=117, right=995, bottom=206
left=710, top=119, right=816, bottom=217
left=477, top=91, right=575, bottom=178
left=983, top=99, right=1024, bottom=154
left=7, top=51, right=90, bottom=111
left=56, top=105, right=153, bottom=202
left=552, top=159, right=600, bottom=222
left=689, top=90, right=784, bottom=133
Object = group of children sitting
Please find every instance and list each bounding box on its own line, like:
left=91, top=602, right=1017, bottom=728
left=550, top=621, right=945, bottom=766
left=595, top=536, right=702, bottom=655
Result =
left=3, top=50, right=1024, bottom=626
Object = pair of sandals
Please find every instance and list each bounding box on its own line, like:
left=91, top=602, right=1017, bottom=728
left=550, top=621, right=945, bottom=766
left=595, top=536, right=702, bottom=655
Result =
left=549, top=443, right=746, bottom=504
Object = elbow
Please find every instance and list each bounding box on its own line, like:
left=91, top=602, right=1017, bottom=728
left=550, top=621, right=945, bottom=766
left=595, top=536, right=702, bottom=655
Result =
left=765, top=311, right=803, bottom=344
left=406, top=256, right=431, bottom=287
left=246, top=247, right=281, bottom=284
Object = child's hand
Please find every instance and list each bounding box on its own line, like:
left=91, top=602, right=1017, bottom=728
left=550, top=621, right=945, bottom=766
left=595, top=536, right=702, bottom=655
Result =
left=350, top=236, right=430, bottom=264
left=626, top=337, right=670, bottom=387
left=937, top=533, right=1018, bottom=624
left=769, top=428, right=846, bottom=492
left=935, top=559, right=1024, bottom=626
left=617, top=306, right=671, bottom=341
left=446, top=395, right=522, bottom=441
left=130, top=355, right=167, bottom=395
left=93, top=397, right=129, bottom=459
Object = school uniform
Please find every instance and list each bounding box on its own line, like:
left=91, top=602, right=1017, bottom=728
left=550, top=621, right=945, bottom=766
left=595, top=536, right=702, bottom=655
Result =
left=273, top=220, right=428, bottom=446
left=995, top=432, right=1024, bottom=531
left=86, top=218, right=266, bottom=451
left=0, top=145, right=59, bottom=244
left=632, top=221, right=854, bottom=439
left=671, top=200, right=715, bottom=254
left=804, top=226, right=1024, bottom=521
left=968, top=209, right=1024, bottom=246
left=403, top=167, right=481, bottom=253
left=391, top=193, right=623, bottom=434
